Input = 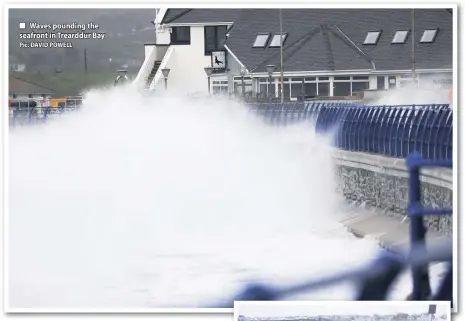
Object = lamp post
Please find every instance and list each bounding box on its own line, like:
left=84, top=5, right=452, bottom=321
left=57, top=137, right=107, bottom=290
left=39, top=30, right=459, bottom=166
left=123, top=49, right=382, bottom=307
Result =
left=266, top=64, right=276, bottom=101
left=114, top=69, right=128, bottom=86
left=161, top=68, right=170, bottom=90
left=239, top=66, right=247, bottom=98
left=411, top=9, right=416, bottom=86
left=204, top=66, right=214, bottom=95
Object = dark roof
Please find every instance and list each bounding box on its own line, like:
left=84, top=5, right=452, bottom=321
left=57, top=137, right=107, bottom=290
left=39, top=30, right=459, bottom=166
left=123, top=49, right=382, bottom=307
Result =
left=225, top=9, right=453, bottom=72
left=9, top=76, right=56, bottom=95
left=162, top=9, right=242, bottom=24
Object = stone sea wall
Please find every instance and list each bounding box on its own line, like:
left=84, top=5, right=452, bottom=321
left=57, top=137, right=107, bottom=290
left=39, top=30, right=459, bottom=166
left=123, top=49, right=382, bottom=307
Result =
left=333, top=149, right=453, bottom=235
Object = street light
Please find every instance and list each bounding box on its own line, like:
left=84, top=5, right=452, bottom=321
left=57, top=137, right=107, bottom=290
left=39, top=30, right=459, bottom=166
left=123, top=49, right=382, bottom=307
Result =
left=114, top=69, right=129, bottom=86
left=239, top=66, right=247, bottom=97
left=204, top=66, right=214, bottom=95
left=161, top=68, right=170, bottom=90
left=266, top=64, right=275, bottom=101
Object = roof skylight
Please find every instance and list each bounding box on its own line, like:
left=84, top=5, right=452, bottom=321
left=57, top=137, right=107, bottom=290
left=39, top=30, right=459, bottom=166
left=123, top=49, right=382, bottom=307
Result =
left=363, top=31, right=381, bottom=45
left=420, top=29, right=438, bottom=43
left=253, top=34, right=270, bottom=47
left=392, top=30, right=409, bottom=44
left=269, top=33, right=287, bottom=47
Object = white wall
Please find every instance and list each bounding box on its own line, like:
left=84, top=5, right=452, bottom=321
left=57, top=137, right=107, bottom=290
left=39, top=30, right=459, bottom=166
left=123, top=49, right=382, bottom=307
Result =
left=155, top=26, right=213, bottom=95
left=144, top=45, right=155, bottom=59
left=156, top=27, right=171, bottom=45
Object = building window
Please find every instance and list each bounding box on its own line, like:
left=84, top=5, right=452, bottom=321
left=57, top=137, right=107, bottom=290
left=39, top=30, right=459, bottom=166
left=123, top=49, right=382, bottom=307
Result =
left=234, top=78, right=253, bottom=96
left=420, top=28, right=438, bottom=43
left=392, top=30, right=409, bottom=44
left=303, top=76, right=330, bottom=98
left=333, top=76, right=369, bottom=96
left=171, top=26, right=191, bottom=45
left=351, top=81, right=369, bottom=94
left=318, top=82, right=330, bottom=96
left=269, top=33, right=288, bottom=47
left=28, top=94, right=33, bottom=98
left=205, top=25, right=228, bottom=55
left=212, top=80, right=229, bottom=95
left=290, top=78, right=304, bottom=100
left=258, top=78, right=273, bottom=98
left=333, top=82, right=351, bottom=96
left=363, top=31, right=381, bottom=45
left=253, top=34, right=270, bottom=48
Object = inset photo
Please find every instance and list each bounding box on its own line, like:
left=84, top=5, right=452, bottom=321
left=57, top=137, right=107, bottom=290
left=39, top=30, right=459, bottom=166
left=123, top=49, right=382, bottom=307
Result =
left=234, top=301, right=450, bottom=321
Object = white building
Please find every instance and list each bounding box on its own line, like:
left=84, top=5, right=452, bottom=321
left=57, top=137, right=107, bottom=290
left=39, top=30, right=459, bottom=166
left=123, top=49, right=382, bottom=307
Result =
left=136, top=8, right=453, bottom=100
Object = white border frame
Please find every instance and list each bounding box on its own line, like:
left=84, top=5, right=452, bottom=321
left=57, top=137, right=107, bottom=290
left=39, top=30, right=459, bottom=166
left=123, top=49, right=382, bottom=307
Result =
left=2, top=1, right=458, bottom=315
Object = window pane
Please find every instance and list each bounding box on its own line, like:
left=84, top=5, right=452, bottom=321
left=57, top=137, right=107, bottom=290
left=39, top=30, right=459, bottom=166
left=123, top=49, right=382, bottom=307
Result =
left=351, top=81, right=369, bottom=94
left=420, top=29, right=438, bottom=43
left=270, top=33, right=287, bottom=47
left=260, top=84, right=268, bottom=94
left=364, top=31, right=380, bottom=45
left=305, top=77, right=316, bottom=82
left=392, top=30, right=409, bottom=44
left=333, top=82, right=351, bottom=96
left=318, top=76, right=329, bottom=81
left=205, top=26, right=216, bottom=51
left=318, top=82, right=329, bottom=96
left=304, top=83, right=317, bottom=97
left=172, top=26, right=190, bottom=43
left=353, top=76, right=369, bottom=80
left=334, top=76, right=351, bottom=81
left=216, top=26, right=227, bottom=48
left=234, top=82, right=252, bottom=94
left=253, top=34, right=269, bottom=47
left=284, top=83, right=290, bottom=99
left=291, top=82, right=303, bottom=98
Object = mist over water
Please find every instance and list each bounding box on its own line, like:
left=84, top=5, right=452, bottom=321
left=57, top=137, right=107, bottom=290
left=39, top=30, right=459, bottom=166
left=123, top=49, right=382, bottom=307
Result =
left=9, top=85, right=438, bottom=309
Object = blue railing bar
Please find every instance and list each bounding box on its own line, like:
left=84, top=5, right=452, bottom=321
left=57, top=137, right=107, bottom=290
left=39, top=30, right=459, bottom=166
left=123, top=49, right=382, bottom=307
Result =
left=407, top=153, right=429, bottom=300
left=407, top=204, right=453, bottom=216
left=207, top=239, right=452, bottom=308
left=406, top=158, right=453, bottom=169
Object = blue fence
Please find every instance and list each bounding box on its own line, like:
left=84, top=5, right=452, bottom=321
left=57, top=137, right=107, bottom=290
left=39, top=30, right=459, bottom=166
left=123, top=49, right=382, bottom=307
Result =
left=9, top=106, right=79, bottom=127
left=248, top=102, right=453, bottom=161
left=209, top=153, right=453, bottom=307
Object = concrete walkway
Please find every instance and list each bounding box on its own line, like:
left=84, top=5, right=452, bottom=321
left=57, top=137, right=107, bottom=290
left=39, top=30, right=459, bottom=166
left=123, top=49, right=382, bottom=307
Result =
left=338, top=206, right=447, bottom=251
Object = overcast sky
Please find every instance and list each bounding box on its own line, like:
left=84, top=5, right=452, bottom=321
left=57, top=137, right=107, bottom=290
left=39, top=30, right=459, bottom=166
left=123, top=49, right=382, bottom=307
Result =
left=235, top=302, right=450, bottom=318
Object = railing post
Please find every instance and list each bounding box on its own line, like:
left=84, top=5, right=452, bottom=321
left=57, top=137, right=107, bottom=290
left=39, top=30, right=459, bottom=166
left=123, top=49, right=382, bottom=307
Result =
left=406, top=152, right=431, bottom=300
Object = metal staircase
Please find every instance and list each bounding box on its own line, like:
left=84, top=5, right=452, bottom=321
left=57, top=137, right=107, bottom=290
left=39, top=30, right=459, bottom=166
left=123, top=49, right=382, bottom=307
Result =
left=145, top=61, right=162, bottom=88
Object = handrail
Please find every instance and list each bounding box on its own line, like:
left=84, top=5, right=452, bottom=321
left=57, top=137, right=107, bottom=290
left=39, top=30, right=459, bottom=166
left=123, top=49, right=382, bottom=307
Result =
left=149, top=46, right=174, bottom=90
left=248, top=102, right=452, bottom=161
left=134, top=44, right=160, bottom=86
left=204, top=154, right=453, bottom=307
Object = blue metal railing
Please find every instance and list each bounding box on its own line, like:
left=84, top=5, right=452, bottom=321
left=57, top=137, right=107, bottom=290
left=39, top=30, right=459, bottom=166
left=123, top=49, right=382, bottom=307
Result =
left=208, top=153, right=453, bottom=307
left=9, top=105, right=80, bottom=127
left=248, top=102, right=453, bottom=161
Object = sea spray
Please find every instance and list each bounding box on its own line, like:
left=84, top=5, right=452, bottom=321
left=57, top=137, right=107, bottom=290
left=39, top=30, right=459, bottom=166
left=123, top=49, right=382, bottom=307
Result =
left=9, top=84, right=381, bottom=308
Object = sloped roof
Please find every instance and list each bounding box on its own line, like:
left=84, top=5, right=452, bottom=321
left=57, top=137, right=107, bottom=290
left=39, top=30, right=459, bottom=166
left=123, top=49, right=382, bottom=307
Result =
left=9, top=76, right=56, bottom=95
left=225, top=8, right=453, bottom=72
left=162, top=9, right=241, bottom=24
